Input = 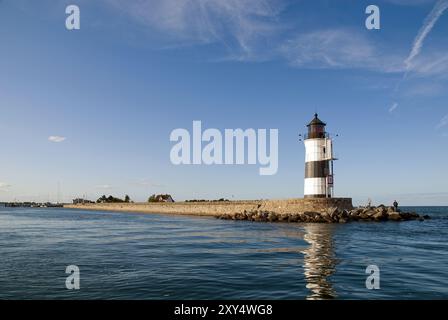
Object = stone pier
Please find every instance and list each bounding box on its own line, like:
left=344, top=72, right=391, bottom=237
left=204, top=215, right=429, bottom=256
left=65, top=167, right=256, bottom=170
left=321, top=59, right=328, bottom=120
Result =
left=65, top=198, right=429, bottom=223
left=65, top=198, right=353, bottom=216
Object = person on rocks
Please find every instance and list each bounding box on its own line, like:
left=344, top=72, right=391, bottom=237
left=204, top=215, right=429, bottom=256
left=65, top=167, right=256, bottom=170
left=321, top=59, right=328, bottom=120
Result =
left=393, top=200, right=398, bottom=212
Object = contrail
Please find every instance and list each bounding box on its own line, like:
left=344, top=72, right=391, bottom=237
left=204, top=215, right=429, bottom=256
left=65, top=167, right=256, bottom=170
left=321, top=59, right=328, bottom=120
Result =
left=393, top=0, right=448, bottom=99
left=404, top=0, right=448, bottom=71
left=390, top=1, right=448, bottom=113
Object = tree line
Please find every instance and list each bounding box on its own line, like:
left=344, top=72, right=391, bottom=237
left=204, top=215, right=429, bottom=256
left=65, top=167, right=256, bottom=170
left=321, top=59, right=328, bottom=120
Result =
left=97, top=195, right=131, bottom=203
left=95, top=194, right=175, bottom=203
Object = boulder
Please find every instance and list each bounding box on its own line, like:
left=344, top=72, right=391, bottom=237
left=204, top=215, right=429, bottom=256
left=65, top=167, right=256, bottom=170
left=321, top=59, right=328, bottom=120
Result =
left=387, top=206, right=396, bottom=213
left=267, top=212, right=278, bottom=222
left=399, top=212, right=413, bottom=220
left=349, top=210, right=359, bottom=216
left=320, top=212, right=334, bottom=223
left=349, top=210, right=359, bottom=220
left=388, top=212, right=402, bottom=221
left=372, top=211, right=387, bottom=221
left=328, top=207, right=340, bottom=218
left=359, top=213, right=369, bottom=220
left=257, top=211, right=268, bottom=221
left=362, top=208, right=371, bottom=214
left=313, top=214, right=326, bottom=223
left=304, top=212, right=320, bottom=222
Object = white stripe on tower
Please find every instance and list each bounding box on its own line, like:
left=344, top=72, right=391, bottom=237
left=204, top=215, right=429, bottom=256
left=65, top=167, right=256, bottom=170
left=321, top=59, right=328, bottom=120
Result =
left=304, top=177, right=327, bottom=196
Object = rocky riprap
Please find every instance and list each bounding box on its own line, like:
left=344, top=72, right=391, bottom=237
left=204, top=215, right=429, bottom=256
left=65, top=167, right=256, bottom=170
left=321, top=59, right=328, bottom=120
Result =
left=215, top=205, right=430, bottom=224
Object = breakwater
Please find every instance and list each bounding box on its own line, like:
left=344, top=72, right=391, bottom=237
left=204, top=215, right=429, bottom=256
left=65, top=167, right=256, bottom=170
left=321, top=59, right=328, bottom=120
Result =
left=216, top=205, right=429, bottom=223
left=65, top=198, right=353, bottom=217
left=65, top=198, right=429, bottom=223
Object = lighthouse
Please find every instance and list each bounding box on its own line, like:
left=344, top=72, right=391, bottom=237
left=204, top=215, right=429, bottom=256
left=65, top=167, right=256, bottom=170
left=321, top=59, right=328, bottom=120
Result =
left=303, top=114, right=335, bottom=198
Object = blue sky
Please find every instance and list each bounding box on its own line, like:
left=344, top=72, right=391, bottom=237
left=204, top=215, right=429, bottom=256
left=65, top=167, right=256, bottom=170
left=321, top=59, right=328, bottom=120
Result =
left=0, top=0, right=447, bottom=205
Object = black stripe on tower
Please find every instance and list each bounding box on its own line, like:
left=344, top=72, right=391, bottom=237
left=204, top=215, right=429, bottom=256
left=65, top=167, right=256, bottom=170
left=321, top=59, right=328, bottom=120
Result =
left=305, top=160, right=329, bottom=179
left=304, top=194, right=328, bottom=198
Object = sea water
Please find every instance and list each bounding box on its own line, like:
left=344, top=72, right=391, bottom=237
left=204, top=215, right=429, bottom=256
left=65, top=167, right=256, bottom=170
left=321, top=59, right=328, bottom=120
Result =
left=0, top=206, right=447, bottom=299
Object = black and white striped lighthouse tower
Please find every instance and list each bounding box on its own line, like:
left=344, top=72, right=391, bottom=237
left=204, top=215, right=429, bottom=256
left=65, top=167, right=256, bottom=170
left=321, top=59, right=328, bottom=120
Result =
left=303, top=114, right=336, bottom=198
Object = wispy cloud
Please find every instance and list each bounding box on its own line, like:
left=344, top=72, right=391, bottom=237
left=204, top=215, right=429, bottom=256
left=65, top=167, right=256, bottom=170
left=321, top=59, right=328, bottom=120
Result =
left=390, top=1, right=448, bottom=115
left=48, top=136, right=66, bottom=143
left=280, top=29, right=404, bottom=72
left=404, top=0, right=448, bottom=70
left=133, top=179, right=166, bottom=188
left=0, top=182, right=12, bottom=191
left=104, top=0, right=283, bottom=58
left=95, top=184, right=113, bottom=189
left=389, top=102, right=399, bottom=113
left=385, top=0, right=438, bottom=6
left=401, top=82, right=445, bottom=96
left=101, top=0, right=448, bottom=76
left=280, top=29, right=373, bottom=69
left=436, top=114, right=448, bottom=129
left=409, top=50, right=448, bottom=77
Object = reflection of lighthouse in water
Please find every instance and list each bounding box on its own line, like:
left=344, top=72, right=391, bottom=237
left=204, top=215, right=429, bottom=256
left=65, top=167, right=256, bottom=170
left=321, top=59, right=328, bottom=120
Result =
left=301, top=224, right=337, bottom=300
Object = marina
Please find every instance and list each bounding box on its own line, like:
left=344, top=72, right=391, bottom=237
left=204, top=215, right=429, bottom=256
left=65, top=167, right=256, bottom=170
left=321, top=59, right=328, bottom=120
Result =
left=1, top=202, right=64, bottom=208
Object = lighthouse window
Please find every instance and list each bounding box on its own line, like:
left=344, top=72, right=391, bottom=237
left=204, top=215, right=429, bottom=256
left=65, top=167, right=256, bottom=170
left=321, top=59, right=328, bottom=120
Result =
left=309, top=125, right=325, bottom=138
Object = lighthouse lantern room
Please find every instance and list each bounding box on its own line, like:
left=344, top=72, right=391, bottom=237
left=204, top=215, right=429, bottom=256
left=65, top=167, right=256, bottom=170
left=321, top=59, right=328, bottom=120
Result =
left=303, top=114, right=336, bottom=198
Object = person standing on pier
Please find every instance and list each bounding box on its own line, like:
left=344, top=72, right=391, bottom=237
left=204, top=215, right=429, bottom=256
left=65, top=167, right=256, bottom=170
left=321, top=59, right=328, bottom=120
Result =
left=393, top=200, right=399, bottom=212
